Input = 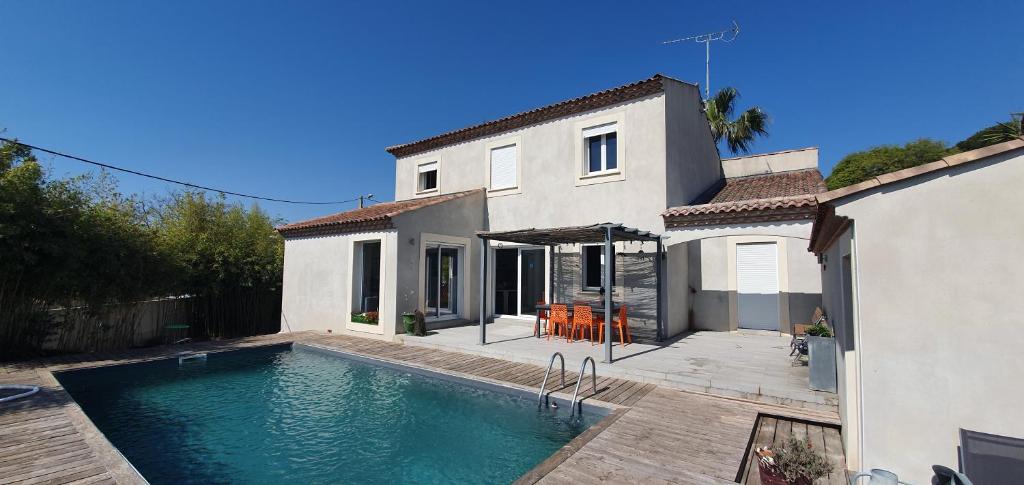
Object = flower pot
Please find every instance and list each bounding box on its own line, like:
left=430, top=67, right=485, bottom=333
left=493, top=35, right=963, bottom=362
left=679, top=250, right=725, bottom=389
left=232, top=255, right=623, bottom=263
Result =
left=402, top=313, right=416, bottom=334
left=758, top=463, right=811, bottom=485
left=808, top=335, right=837, bottom=392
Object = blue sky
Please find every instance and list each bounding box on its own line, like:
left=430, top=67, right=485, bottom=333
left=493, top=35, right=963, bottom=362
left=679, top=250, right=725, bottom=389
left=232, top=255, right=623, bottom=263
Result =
left=2, top=1, right=1021, bottom=222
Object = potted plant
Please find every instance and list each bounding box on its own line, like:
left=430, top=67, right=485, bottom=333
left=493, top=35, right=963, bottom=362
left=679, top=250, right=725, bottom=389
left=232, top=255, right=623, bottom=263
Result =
left=755, top=437, right=833, bottom=485
left=806, top=321, right=837, bottom=392
left=402, top=311, right=416, bottom=334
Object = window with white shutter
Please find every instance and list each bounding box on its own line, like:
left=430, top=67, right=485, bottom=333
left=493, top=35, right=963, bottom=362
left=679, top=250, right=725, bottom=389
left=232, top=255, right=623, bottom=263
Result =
left=489, top=144, right=517, bottom=190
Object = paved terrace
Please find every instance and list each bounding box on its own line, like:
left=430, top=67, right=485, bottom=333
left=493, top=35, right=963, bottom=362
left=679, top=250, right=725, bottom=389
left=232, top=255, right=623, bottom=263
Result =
left=1, top=332, right=845, bottom=484
left=403, top=319, right=838, bottom=413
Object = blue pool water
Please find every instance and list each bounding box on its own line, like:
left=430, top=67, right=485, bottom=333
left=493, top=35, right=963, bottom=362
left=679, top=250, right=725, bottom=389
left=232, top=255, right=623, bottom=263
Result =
left=58, top=344, right=601, bottom=484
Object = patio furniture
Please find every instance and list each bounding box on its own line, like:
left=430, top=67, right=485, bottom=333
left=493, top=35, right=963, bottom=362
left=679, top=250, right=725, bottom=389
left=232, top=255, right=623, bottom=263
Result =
left=535, top=300, right=549, bottom=336
left=548, top=304, right=570, bottom=341
left=849, top=468, right=910, bottom=485
left=959, top=428, right=1024, bottom=484
left=570, top=304, right=596, bottom=343
left=598, top=305, right=632, bottom=346
left=791, top=307, right=825, bottom=356
left=932, top=465, right=974, bottom=485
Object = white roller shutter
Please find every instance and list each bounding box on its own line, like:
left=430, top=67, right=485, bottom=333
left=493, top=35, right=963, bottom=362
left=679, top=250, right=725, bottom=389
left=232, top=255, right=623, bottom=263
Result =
left=582, top=122, right=616, bottom=138
left=736, top=243, right=780, bottom=330
left=418, top=161, right=437, bottom=173
left=490, top=144, right=517, bottom=189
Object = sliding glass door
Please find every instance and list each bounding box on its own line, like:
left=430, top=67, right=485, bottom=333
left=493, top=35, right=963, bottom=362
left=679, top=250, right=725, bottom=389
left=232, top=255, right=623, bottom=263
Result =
left=425, top=244, right=460, bottom=319
left=493, top=247, right=546, bottom=317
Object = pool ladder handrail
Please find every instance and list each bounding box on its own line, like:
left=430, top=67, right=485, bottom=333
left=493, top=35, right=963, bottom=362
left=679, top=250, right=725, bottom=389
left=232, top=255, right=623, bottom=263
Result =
left=537, top=352, right=565, bottom=405
left=570, top=357, right=597, bottom=415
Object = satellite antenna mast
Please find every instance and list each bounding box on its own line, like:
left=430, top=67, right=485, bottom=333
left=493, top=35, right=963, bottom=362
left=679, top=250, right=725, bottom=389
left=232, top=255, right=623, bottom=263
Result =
left=662, top=21, right=740, bottom=99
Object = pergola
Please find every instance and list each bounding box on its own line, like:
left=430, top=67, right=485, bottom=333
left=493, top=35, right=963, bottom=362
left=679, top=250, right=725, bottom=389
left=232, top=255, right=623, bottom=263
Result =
left=476, top=223, right=663, bottom=363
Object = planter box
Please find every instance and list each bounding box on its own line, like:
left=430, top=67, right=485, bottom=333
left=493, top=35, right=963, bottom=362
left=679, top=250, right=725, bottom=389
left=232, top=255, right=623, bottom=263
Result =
left=808, top=335, right=837, bottom=392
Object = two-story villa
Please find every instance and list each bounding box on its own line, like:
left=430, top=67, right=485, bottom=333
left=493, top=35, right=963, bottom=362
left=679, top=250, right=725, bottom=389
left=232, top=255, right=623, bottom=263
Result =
left=277, top=74, right=824, bottom=343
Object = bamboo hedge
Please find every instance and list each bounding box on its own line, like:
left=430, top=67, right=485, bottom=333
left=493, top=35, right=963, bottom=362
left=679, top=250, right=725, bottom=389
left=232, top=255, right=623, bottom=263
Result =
left=0, top=139, right=284, bottom=361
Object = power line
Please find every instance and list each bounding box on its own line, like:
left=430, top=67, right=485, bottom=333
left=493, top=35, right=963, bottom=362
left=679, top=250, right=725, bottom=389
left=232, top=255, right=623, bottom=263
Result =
left=0, top=137, right=361, bottom=205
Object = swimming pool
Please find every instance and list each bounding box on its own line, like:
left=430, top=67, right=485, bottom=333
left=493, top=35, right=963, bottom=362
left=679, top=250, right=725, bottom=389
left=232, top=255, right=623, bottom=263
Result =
left=57, top=344, right=604, bottom=484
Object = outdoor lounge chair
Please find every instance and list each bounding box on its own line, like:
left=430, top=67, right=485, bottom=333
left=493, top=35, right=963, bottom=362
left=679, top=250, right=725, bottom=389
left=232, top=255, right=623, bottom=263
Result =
left=958, top=428, right=1024, bottom=485
left=931, top=465, right=973, bottom=485
left=791, top=307, right=826, bottom=356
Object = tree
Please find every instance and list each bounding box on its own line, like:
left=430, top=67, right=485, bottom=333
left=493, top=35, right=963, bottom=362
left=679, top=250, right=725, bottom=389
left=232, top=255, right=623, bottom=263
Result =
left=705, top=87, right=769, bottom=155
left=955, top=115, right=1023, bottom=152
left=824, top=139, right=952, bottom=190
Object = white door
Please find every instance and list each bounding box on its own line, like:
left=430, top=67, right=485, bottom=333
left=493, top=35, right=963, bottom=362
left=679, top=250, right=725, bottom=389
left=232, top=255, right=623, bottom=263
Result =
left=736, top=243, right=780, bottom=331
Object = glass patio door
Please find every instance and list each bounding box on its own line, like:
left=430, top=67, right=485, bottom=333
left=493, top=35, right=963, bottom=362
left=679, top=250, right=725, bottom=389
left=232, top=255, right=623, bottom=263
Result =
left=425, top=244, right=460, bottom=319
left=493, top=247, right=546, bottom=317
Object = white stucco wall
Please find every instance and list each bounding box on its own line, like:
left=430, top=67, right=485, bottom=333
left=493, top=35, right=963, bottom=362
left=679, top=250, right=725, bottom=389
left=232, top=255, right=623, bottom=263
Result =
left=281, top=230, right=399, bottom=339
left=722, top=148, right=818, bottom=178
left=666, top=221, right=822, bottom=333
left=820, top=148, right=1024, bottom=482
left=393, top=80, right=718, bottom=235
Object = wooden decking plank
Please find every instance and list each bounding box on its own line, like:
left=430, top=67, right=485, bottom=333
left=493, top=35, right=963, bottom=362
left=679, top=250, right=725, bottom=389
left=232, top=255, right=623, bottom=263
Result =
left=822, top=426, right=847, bottom=484
left=743, top=416, right=777, bottom=484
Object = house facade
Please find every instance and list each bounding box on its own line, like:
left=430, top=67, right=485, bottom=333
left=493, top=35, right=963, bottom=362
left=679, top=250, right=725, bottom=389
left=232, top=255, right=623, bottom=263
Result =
left=278, top=74, right=822, bottom=347
left=809, top=138, right=1024, bottom=482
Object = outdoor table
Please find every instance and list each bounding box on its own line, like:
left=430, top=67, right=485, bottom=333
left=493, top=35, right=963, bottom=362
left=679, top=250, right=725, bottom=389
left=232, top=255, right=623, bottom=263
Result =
left=533, top=302, right=620, bottom=338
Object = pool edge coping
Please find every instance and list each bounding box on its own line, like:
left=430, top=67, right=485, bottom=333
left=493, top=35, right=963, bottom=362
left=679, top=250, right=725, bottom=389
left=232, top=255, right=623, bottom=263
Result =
left=47, top=339, right=628, bottom=484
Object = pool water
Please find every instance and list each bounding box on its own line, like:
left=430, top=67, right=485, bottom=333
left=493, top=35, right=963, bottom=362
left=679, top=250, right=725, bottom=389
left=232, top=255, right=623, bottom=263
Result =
left=58, top=345, right=601, bottom=484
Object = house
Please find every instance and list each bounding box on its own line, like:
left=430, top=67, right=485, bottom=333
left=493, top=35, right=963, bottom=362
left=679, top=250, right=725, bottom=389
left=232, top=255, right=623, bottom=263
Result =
left=808, top=137, right=1024, bottom=482
left=278, top=74, right=729, bottom=340
left=277, top=73, right=824, bottom=352
left=662, top=147, right=826, bottom=334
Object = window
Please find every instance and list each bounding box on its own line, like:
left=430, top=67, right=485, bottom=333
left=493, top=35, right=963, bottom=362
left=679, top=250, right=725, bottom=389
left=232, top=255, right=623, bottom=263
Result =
left=417, top=161, right=438, bottom=193
left=354, top=240, right=381, bottom=313
left=489, top=143, right=517, bottom=190
left=581, top=245, right=615, bottom=291
left=583, top=122, right=618, bottom=175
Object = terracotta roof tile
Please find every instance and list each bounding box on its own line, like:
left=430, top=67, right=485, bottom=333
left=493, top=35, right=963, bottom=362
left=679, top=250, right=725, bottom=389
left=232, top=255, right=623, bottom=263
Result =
left=278, top=189, right=483, bottom=237
left=385, top=74, right=690, bottom=158
left=704, top=169, right=827, bottom=204
left=661, top=169, right=826, bottom=228
left=815, top=137, right=1024, bottom=205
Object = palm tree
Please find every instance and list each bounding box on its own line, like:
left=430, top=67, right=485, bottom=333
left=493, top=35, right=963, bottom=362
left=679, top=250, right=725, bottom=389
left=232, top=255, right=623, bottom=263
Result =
left=705, top=87, right=769, bottom=155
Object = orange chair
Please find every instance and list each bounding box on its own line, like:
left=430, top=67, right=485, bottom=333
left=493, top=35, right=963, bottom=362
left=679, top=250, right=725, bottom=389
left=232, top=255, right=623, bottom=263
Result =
left=571, top=305, right=596, bottom=343
left=548, top=304, right=569, bottom=341
left=598, top=305, right=633, bottom=346
left=534, top=300, right=548, bottom=336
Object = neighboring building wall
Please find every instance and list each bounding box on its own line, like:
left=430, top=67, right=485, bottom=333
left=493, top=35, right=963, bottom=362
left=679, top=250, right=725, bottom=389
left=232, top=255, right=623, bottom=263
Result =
left=664, top=80, right=723, bottom=208
left=393, top=192, right=486, bottom=328
left=722, top=147, right=818, bottom=178
left=821, top=148, right=1024, bottom=482
left=668, top=221, right=822, bottom=334
left=281, top=230, right=400, bottom=339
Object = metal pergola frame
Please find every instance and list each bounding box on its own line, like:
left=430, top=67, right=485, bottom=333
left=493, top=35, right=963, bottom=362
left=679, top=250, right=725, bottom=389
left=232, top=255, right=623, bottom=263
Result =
left=476, top=223, right=663, bottom=363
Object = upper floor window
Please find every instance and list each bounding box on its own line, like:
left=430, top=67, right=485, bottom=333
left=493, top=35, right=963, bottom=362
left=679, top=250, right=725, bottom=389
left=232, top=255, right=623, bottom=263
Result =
left=583, top=122, right=618, bottom=175
left=417, top=161, right=438, bottom=193
left=490, top=144, right=517, bottom=190
left=486, top=136, right=522, bottom=197
left=575, top=114, right=625, bottom=186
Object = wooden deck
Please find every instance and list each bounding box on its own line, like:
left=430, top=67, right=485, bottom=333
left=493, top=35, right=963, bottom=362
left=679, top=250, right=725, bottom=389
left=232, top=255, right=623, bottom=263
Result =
left=739, top=415, right=848, bottom=485
left=1, top=331, right=845, bottom=484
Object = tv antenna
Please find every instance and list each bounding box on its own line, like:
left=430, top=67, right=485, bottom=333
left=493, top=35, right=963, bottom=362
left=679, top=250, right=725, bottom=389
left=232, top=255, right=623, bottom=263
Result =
left=662, top=21, right=740, bottom=99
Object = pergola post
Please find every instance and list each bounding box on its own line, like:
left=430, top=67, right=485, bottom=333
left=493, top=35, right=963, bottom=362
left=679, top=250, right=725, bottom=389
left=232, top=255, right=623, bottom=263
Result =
left=656, top=237, right=664, bottom=342
left=479, top=237, right=487, bottom=345
left=547, top=245, right=554, bottom=305
left=603, top=226, right=613, bottom=364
